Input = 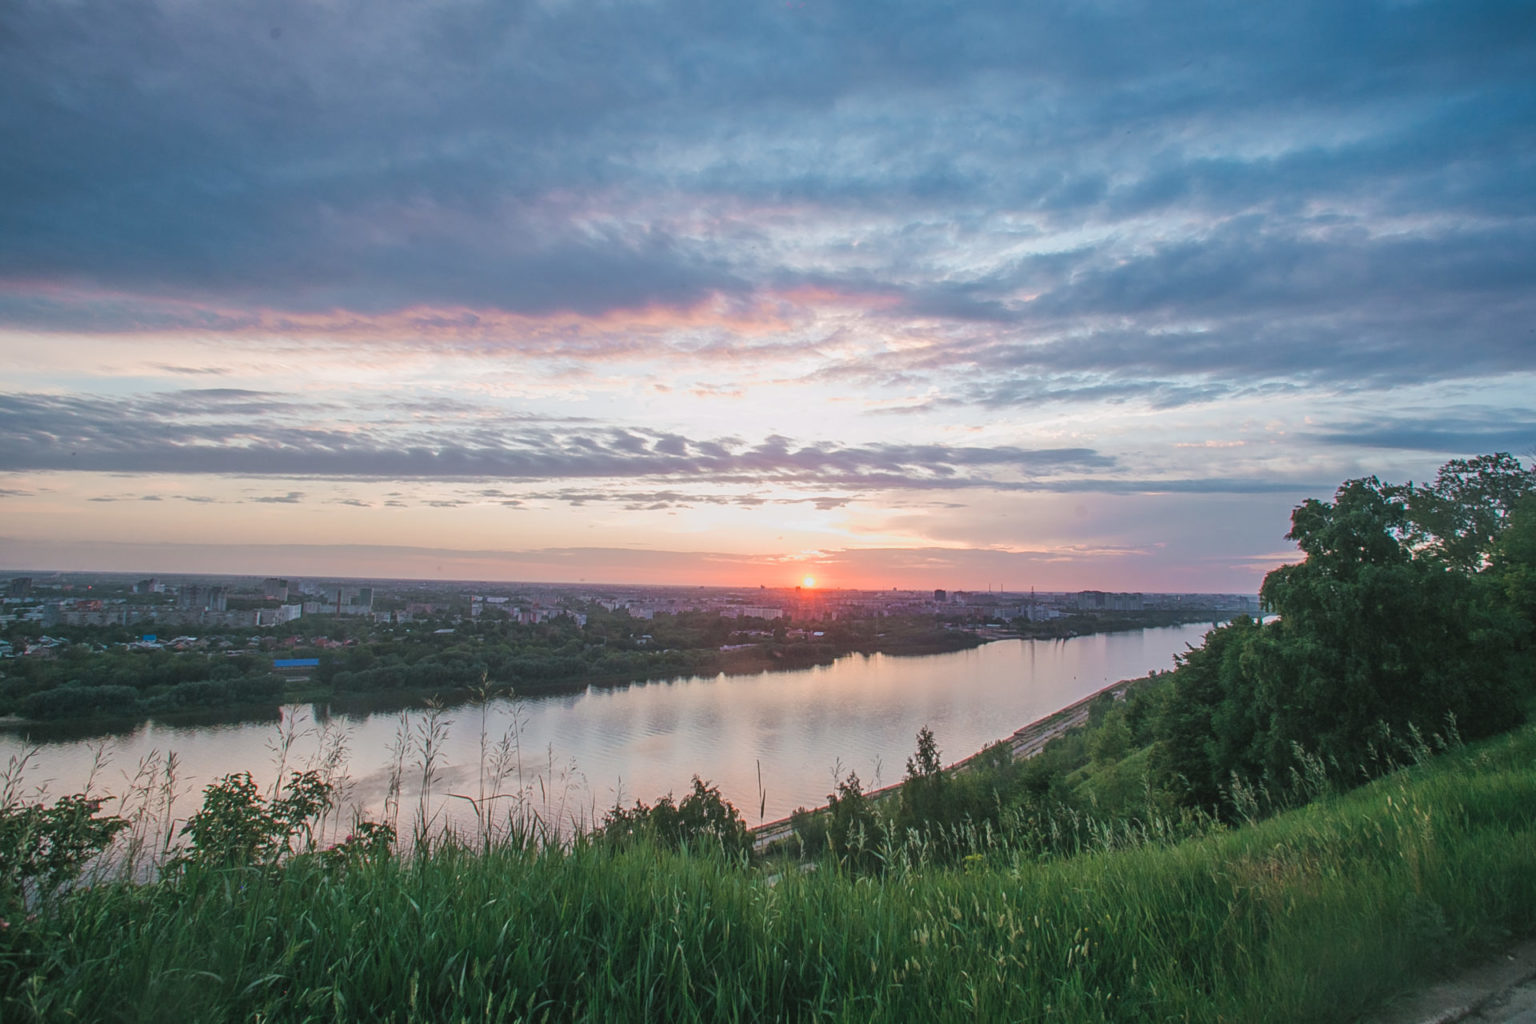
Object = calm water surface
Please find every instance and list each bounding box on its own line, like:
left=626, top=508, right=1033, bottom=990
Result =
left=2, top=623, right=1217, bottom=835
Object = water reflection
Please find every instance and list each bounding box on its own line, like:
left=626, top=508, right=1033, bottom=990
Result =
left=1, top=624, right=1216, bottom=838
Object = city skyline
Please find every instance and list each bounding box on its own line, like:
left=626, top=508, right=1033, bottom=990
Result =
left=3, top=0, right=1533, bottom=591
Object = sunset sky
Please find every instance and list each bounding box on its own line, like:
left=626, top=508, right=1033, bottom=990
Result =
left=2, top=0, right=1533, bottom=591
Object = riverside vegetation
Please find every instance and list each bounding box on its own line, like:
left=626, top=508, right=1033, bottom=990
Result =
left=2, top=454, right=1535, bottom=1022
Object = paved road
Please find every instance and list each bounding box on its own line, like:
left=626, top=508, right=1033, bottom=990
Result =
left=1369, top=941, right=1536, bottom=1024
left=1470, top=980, right=1536, bottom=1024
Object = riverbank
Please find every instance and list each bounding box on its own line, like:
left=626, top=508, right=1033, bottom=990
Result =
left=752, top=668, right=1149, bottom=848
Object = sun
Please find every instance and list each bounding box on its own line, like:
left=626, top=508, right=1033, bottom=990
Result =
left=801, top=575, right=816, bottom=589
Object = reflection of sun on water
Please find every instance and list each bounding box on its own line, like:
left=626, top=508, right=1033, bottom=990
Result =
left=802, top=576, right=816, bottom=588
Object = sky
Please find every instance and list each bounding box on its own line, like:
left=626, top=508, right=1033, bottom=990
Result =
left=2, top=0, right=1533, bottom=592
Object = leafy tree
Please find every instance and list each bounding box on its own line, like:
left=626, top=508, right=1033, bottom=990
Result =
left=1259, top=475, right=1520, bottom=778
left=1090, top=711, right=1131, bottom=766
left=1490, top=494, right=1536, bottom=626
left=19, top=684, right=142, bottom=720
left=667, top=777, right=752, bottom=857
left=1151, top=456, right=1534, bottom=818
left=1151, top=618, right=1263, bottom=810
left=896, top=726, right=948, bottom=835
left=823, top=770, right=880, bottom=872
left=1395, top=453, right=1536, bottom=571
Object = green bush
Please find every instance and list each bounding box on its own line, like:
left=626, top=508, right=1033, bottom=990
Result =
left=0, top=793, right=126, bottom=913
left=598, top=777, right=752, bottom=858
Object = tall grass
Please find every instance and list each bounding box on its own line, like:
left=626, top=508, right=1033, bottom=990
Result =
left=7, top=721, right=1536, bottom=1022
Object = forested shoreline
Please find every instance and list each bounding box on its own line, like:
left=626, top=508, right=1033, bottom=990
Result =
left=0, top=600, right=1234, bottom=729
left=0, top=612, right=989, bottom=727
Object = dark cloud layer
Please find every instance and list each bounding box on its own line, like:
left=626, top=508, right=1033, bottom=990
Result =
left=0, top=390, right=1111, bottom=490
left=2, top=0, right=1533, bottom=402
left=1307, top=415, right=1536, bottom=453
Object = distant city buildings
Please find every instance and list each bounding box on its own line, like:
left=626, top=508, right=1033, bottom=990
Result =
left=1073, top=590, right=1144, bottom=612
left=471, top=594, right=587, bottom=625
left=43, top=600, right=129, bottom=628
left=176, top=584, right=228, bottom=612
left=302, top=586, right=373, bottom=616
left=719, top=605, right=785, bottom=619
left=0, top=572, right=1261, bottom=656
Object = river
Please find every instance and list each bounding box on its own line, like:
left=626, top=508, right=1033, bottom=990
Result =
left=1, top=623, right=1217, bottom=841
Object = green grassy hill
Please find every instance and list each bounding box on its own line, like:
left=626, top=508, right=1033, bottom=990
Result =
left=5, top=718, right=1536, bottom=1023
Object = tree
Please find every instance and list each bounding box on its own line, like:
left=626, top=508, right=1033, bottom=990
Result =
left=896, top=726, right=949, bottom=835
left=1395, top=453, right=1536, bottom=571
left=1256, top=472, right=1521, bottom=784
left=1152, top=457, right=1532, bottom=818
left=1490, top=494, right=1536, bottom=621
left=824, top=771, right=880, bottom=872
left=1151, top=617, right=1263, bottom=811
left=174, top=770, right=333, bottom=869
left=1090, top=711, right=1131, bottom=766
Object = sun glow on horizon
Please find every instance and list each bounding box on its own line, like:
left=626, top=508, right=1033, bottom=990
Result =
left=801, top=575, right=816, bottom=588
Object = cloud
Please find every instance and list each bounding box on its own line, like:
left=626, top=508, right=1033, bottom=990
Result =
left=1029, top=477, right=1328, bottom=496
left=1306, top=413, right=1536, bottom=454
left=152, top=364, right=229, bottom=377
left=0, top=390, right=1114, bottom=490
left=505, top=488, right=851, bottom=511
left=0, top=386, right=1412, bottom=499
left=1, top=0, right=1531, bottom=362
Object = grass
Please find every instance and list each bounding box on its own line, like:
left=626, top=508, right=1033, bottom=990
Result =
left=6, top=719, right=1536, bottom=1022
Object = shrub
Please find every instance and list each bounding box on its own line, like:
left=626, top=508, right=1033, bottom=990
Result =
left=0, top=793, right=127, bottom=912
left=598, top=777, right=752, bottom=857
left=173, top=770, right=333, bottom=869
